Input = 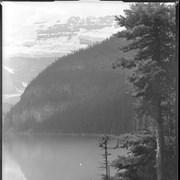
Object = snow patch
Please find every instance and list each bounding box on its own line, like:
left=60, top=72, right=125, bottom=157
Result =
left=15, top=87, right=23, bottom=93
left=22, top=82, right=28, bottom=87
left=3, top=66, right=15, bottom=74
left=3, top=94, right=21, bottom=99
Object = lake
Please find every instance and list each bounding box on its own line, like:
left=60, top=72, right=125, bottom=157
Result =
left=2, top=134, right=127, bottom=180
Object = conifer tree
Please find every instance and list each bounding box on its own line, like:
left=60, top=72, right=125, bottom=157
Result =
left=113, top=3, right=176, bottom=180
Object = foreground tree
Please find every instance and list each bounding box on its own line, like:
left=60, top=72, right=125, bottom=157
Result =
left=99, top=135, right=120, bottom=180
left=111, top=131, right=177, bottom=180
left=113, top=3, right=176, bottom=180
left=99, top=135, right=111, bottom=180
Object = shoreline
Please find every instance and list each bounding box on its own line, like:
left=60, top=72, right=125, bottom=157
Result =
left=2, top=131, right=122, bottom=139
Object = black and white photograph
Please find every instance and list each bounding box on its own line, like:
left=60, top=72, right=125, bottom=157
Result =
left=2, top=1, right=178, bottom=180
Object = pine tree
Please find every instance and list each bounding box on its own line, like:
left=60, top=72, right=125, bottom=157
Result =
left=113, top=3, right=176, bottom=180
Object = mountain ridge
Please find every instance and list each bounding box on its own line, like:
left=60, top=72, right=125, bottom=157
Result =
left=5, top=36, right=135, bottom=135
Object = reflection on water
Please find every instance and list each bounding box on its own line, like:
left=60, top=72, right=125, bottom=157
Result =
left=3, top=151, right=27, bottom=180
left=2, top=134, right=127, bottom=180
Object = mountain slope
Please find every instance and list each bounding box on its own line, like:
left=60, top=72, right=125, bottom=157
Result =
left=3, top=15, right=119, bottom=105
left=3, top=57, right=57, bottom=104
left=5, top=37, right=135, bottom=135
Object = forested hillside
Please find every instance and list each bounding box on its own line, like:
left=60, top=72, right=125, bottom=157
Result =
left=5, top=37, right=135, bottom=135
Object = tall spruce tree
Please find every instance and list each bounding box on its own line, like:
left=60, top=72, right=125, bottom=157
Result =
left=114, top=3, right=176, bottom=180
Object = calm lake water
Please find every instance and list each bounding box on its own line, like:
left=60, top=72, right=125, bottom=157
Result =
left=2, top=134, right=127, bottom=180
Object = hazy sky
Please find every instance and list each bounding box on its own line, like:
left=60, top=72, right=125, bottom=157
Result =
left=3, top=1, right=132, bottom=58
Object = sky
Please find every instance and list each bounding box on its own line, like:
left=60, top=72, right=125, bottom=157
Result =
left=2, top=1, right=132, bottom=59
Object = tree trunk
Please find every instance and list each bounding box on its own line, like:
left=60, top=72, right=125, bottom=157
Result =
left=104, top=143, right=109, bottom=180
left=156, top=120, right=165, bottom=180
left=156, top=100, right=165, bottom=180
left=174, top=92, right=178, bottom=179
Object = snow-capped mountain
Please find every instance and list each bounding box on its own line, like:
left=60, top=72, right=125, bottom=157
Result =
left=3, top=15, right=120, bottom=104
